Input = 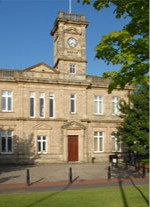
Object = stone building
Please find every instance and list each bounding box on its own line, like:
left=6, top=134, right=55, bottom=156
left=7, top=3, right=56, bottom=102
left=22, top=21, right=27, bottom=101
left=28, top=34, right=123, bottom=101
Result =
left=0, top=11, right=131, bottom=164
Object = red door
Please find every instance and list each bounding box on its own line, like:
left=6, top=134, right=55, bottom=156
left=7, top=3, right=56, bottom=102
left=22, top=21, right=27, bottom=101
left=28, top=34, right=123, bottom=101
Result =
left=68, top=135, right=78, bottom=161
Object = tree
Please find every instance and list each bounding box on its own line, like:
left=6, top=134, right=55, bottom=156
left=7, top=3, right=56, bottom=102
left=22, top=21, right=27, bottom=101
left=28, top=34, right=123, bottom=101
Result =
left=115, top=85, right=149, bottom=161
left=78, top=0, right=149, bottom=93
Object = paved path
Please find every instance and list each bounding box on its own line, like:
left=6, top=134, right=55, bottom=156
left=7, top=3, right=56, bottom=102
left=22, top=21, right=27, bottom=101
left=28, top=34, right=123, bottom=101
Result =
left=0, top=163, right=108, bottom=184
left=0, top=163, right=149, bottom=194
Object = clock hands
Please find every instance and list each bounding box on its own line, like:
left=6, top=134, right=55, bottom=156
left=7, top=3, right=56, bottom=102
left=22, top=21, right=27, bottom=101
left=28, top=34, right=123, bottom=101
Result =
left=68, top=37, right=77, bottom=48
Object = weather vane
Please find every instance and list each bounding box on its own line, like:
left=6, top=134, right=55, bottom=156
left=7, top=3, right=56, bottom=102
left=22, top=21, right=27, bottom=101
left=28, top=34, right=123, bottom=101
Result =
left=69, top=0, right=72, bottom=13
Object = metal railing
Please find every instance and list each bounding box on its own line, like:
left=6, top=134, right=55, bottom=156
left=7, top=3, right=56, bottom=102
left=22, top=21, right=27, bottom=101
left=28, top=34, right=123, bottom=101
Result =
left=58, top=11, right=85, bottom=22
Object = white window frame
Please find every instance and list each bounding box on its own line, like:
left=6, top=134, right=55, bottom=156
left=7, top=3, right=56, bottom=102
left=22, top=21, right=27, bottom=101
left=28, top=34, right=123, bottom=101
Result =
left=70, top=94, right=76, bottom=113
left=70, top=64, right=76, bottom=74
left=1, top=90, right=13, bottom=112
left=94, top=96, right=103, bottom=115
left=94, top=131, right=104, bottom=153
left=49, top=93, right=55, bottom=118
left=30, top=92, right=35, bottom=118
left=39, top=93, right=45, bottom=118
left=112, top=96, right=120, bottom=115
left=112, top=135, right=122, bottom=152
left=37, top=135, right=47, bottom=154
left=0, top=130, right=13, bottom=154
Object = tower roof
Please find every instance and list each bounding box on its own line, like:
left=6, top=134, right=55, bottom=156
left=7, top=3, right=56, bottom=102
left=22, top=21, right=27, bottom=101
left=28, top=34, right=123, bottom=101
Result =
left=51, top=11, right=89, bottom=36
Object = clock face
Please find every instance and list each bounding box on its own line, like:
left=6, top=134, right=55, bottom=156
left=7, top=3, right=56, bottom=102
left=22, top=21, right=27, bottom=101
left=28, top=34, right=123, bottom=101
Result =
left=67, top=37, right=77, bottom=48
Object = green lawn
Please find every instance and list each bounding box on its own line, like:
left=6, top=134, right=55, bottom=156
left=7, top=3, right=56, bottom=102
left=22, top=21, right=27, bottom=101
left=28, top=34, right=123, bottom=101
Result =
left=0, top=185, right=149, bottom=207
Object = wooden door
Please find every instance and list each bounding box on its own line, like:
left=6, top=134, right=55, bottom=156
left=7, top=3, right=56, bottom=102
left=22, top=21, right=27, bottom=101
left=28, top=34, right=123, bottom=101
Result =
left=68, top=135, right=78, bottom=161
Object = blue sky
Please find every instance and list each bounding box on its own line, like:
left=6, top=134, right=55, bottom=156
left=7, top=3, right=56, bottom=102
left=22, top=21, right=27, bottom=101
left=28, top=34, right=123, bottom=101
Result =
left=0, top=0, right=129, bottom=76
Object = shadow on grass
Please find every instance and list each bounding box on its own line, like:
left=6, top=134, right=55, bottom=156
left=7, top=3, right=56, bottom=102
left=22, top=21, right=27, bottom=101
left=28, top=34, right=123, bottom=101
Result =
left=129, top=178, right=149, bottom=206
left=118, top=179, right=129, bottom=207
left=25, top=176, right=80, bottom=207
left=118, top=177, right=149, bottom=207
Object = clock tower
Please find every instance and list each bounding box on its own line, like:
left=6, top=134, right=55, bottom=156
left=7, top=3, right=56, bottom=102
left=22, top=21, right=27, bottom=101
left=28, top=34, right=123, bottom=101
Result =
left=51, top=11, right=88, bottom=79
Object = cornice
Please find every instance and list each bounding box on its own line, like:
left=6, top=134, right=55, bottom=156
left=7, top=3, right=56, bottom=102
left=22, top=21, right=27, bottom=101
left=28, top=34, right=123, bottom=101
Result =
left=0, top=117, right=67, bottom=122
left=80, top=119, right=123, bottom=123
left=53, top=58, right=87, bottom=69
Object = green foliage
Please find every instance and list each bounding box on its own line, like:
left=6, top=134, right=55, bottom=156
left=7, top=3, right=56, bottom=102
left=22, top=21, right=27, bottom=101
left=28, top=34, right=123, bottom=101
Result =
left=116, top=85, right=149, bottom=156
left=140, top=158, right=149, bottom=165
left=77, top=0, right=149, bottom=92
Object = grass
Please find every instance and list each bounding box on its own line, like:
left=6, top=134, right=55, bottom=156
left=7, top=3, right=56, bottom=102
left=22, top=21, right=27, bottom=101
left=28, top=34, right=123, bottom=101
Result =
left=0, top=185, right=149, bottom=207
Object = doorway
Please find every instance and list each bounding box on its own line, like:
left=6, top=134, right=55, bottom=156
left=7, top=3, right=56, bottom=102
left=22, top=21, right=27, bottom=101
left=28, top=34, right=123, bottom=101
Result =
left=68, top=135, right=78, bottom=161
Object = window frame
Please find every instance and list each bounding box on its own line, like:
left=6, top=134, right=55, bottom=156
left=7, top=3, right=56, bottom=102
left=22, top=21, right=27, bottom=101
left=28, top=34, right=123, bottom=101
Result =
left=112, top=134, right=122, bottom=152
left=70, top=94, right=76, bottom=113
left=37, top=135, right=47, bottom=154
left=39, top=93, right=45, bottom=118
left=94, top=131, right=104, bottom=153
left=0, top=130, right=13, bottom=154
left=94, top=95, right=103, bottom=115
left=29, top=92, right=35, bottom=118
left=1, top=90, right=13, bottom=112
left=49, top=93, right=55, bottom=118
left=112, top=96, right=120, bottom=115
left=69, top=64, right=76, bottom=74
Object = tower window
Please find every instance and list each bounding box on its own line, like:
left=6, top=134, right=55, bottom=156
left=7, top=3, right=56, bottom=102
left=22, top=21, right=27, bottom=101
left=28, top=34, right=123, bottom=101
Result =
left=70, top=64, right=76, bottom=74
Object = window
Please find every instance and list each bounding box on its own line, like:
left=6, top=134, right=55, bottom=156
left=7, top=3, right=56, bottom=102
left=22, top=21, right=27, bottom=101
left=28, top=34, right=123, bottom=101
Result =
left=70, top=94, right=76, bottom=113
left=39, top=93, right=44, bottom=117
left=2, top=91, right=12, bottom=112
left=30, top=92, right=35, bottom=117
left=0, top=130, right=13, bottom=153
left=112, top=135, right=122, bottom=152
left=94, top=132, right=104, bottom=152
left=94, top=96, right=103, bottom=114
left=49, top=93, right=54, bottom=118
left=37, top=136, right=47, bottom=153
left=112, top=96, right=120, bottom=115
left=70, top=64, right=76, bottom=73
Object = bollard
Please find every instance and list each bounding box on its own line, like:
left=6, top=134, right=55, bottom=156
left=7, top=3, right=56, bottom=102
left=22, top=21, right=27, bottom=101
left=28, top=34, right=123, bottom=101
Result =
left=108, top=166, right=111, bottom=180
left=92, top=157, right=95, bottom=163
left=142, top=165, right=146, bottom=178
left=26, top=169, right=30, bottom=186
left=69, top=167, right=73, bottom=183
